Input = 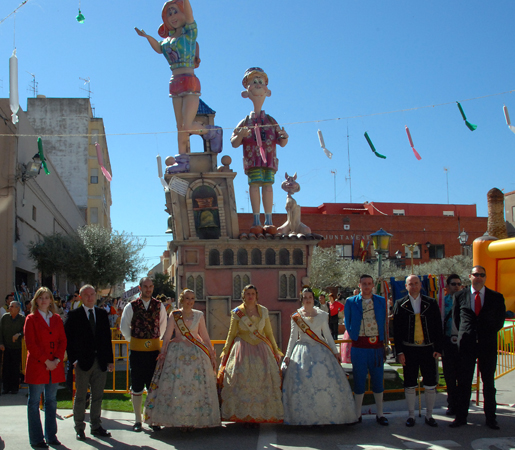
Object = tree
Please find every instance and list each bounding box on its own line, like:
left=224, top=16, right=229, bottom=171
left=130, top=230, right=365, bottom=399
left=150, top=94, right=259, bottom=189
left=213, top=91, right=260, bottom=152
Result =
left=310, top=247, right=473, bottom=291
left=152, top=272, right=175, bottom=298
left=28, top=225, right=147, bottom=289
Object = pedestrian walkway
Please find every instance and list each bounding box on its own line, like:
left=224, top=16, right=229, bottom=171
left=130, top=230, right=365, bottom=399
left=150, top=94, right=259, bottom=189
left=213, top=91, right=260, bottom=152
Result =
left=0, top=370, right=514, bottom=449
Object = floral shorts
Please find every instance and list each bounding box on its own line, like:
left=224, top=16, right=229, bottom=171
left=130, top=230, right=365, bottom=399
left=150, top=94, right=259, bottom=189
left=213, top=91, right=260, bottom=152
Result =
left=169, top=74, right=201, bottom=98
left=247, top=167, right=275, bottom=185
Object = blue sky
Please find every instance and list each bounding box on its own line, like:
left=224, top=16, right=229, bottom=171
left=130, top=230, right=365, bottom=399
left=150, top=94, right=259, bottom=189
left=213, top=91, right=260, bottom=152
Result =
left=1, top=1, right=514, bottom=287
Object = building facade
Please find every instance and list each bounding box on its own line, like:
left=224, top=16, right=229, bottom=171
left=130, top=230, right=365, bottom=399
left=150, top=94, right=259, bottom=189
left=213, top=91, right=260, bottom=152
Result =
left=0, top=99, right=86, bottom=305
left=26, top=97, right=112, bottom=228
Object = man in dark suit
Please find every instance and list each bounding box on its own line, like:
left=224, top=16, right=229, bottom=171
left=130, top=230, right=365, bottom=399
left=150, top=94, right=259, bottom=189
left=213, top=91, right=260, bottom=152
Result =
left=393, top=275, right=443, bottom=428
left=65, top=284, right=114, bottom=440
left=450, top=265, right=506, bottom=430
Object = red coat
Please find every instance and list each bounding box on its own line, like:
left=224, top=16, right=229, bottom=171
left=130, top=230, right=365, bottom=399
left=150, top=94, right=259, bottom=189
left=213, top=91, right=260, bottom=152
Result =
left=24, top=311, right=67, bottom=384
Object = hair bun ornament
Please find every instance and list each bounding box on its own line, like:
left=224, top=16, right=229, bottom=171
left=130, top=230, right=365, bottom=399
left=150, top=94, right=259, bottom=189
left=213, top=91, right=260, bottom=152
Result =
left=158, top=23, right=168, bottom=38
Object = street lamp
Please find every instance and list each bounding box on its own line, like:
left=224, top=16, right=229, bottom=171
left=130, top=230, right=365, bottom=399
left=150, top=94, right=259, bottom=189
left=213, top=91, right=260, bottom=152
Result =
left=371, top=228, right=393, bottom=278
left=458, top=230, right=469, bottom=255
left=402, top=243, right=420, bottom=274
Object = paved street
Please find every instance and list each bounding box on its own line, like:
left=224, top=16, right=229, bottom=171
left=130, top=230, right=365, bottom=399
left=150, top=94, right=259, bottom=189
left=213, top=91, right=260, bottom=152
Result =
left=1, top=370, right=514, bottom=450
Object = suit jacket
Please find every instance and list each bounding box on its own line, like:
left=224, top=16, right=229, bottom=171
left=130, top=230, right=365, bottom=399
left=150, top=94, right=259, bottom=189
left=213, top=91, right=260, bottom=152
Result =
left=65, top=306, right=114, bottom=372
left=24, top=311, right=67, bottom=384
left=393, top=294, right=443, bottom=356
left=453, top=287, right=505, bottom=354
left=344, top=294, right=387, bottom=342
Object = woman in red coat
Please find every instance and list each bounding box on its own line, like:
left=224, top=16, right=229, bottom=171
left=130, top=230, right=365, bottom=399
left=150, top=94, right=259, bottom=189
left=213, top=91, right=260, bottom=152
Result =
left=24, top=287, right=67, bottom=448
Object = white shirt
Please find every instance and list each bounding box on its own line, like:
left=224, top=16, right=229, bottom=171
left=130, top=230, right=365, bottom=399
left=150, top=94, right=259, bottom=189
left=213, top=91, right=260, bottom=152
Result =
left=38, top=309, right=53, bottom=326
left=470, top=286, right=485, bottom=310
left=409, top=294, right=422, bottom=314
left=83, top=305, right=96, bottom=322
left=120, top=298, right=167, bottom=341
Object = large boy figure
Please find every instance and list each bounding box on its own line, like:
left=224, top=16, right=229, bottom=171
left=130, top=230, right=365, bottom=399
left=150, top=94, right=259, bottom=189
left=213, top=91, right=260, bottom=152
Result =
left=231, top=68, right=289, bottom=235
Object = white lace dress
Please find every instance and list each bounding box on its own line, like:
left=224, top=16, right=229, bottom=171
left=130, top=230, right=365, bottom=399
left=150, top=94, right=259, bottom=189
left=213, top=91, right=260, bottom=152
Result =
left=144, top=309, right=221, bottom=428
left=282, top=308, right=357, bottom=425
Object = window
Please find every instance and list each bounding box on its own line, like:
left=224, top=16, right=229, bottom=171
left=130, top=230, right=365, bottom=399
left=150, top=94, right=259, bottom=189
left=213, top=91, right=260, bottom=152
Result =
left=292, top=248, right=303, bottom=265
left=90, top=207, right=98, bottom=224
left=279, top=249, right=290, bottom=265
left=335, top=245, right=352, bottom=259
left=251, top=248, right=262, bottom=265
left=237, top=248, right=248, bottom=265
left=209, top=249, right=220, bottom=266
left=279, top=271, right=297, bottom=299
left=186, top=273, right=204, bottom=300
left=90, top=168, right=98, bottom=184
left=32, top=206, right=37, bottom=221
left=404, top=245, right=421, bottom=259
left=393, top=209, right=405, bottom=216
left=233, top=272, right=251, bottom=299
left=223, top=249, right=234, bottom=265
left=512, top=206, right=515, bottom=221
left=429, top=244, right=445, bottom=259
left=265, top=248, right=276, bottom=265
left=443, top=211, right=454, bottom=217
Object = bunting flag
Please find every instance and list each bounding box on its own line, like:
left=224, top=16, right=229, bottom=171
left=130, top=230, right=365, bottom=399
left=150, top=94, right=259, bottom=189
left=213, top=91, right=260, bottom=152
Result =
left=364, top=132, right=387, bottom=159
left=503, top=105, right=515, bottom=134
left=37, top=137, right=50, bottom=175
left=317, top=129, right=333, bottom=159
left=456, top=101, right=477, bottom=131
left=405, top=126, right=422, bottom=160
left=156, top=154, right=169, bottom=189
left=95, top=143, right=112, bottom=181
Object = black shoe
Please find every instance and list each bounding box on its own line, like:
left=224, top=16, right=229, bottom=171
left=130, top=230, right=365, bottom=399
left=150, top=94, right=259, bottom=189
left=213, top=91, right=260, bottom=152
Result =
left=133, top=422, right=142, bottom=432
left=376, top=416, right=389, bottom=426
left=76, top=430, right=87, bottom=441
left=449, top=419, right=467, bottom=428
left=486, top=420, right=500, bottom=430
left=406, top=417, right=415, bottom=427
left=425, top=417, right=438, bottom=427
left=91, top=426, right=111, bottom=437
left=47, top=439, right=61, bottom=446
left=446, top=408, right=456, bottom=416
left=151, top=425, right=162, bottom=432
left=31, top=442, right=48, bottom=449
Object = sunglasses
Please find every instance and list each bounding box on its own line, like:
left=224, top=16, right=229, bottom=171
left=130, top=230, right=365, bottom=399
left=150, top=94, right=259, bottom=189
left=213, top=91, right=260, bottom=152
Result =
left=450, top=282, right=461, bottom=286
left=471, top=273, right=486, bottom=278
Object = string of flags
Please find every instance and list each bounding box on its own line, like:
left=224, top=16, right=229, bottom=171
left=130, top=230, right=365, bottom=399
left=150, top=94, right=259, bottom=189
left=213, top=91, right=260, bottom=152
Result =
left=405, top=126, right=422, bottom=160
left=456, top=101, right=477, bottom=131
left=317, top=130, right=332, bottom=159
left=364, top=132, right=387, bottom=159
left=95, top=143, right=112, bottom=181
left=503, top=105, right=515, bottom=134
left=37, top=138, right=50, bottom=175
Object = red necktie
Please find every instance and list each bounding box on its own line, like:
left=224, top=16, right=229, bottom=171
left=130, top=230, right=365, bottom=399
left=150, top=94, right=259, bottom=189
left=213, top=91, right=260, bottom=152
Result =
left=474, top=291, right=481, bottom=316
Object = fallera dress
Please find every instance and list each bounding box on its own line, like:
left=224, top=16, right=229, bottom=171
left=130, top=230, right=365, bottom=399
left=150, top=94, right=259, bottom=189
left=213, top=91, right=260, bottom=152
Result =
left=219, top=304, right=283, bottom=423
left=144, top=309, right=220, bottom=428
left=282, top=307, right=357, bottom=425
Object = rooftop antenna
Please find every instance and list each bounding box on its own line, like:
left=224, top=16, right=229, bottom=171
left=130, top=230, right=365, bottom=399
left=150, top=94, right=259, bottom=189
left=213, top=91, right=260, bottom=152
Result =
left=79, top=77, right=95, bottom=116
left=26, top=72, right=38, bottom=97
left=345, top=122, right=352, bottom=202
left=444, top=167, right=449, bottom=204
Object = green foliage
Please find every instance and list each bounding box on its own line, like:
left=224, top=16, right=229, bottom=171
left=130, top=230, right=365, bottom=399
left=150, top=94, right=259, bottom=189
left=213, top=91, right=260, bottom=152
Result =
left=310, top=247, right=473, bottom=290
left=27, top=225, right=147, bottom=289
left=152, top=272, right=175, bottom=298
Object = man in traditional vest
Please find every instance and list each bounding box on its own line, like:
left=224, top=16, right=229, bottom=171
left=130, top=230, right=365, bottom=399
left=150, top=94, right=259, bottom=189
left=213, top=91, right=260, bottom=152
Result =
left=344, top=274, right=389, bottom=426
left=120, top=277, right=167, bottom=432
left=393, top=274, right=443, bottom=428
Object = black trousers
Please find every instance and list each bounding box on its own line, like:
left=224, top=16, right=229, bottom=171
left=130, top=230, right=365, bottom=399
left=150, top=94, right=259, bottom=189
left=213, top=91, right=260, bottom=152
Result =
left=442, top=337, right=459, bottom=411
left=456, top=344, right=497, bottom=422
left=329, top=316, right=339, bottom=341
left=129, top=350, right=159, bottom=393
left=402, top=345, right=437, bottom=387
left=2, top=347, right=21, bottom=392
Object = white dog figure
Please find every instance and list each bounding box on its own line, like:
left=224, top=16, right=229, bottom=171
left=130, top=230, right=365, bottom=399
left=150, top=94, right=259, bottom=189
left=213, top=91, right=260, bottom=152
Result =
left=277, top=172, right=312, bottom=236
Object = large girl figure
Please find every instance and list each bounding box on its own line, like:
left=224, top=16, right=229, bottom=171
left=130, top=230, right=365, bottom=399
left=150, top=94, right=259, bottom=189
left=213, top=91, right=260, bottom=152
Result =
left=136, top=0, right=222, bottom=172
left=144, top=289, right=220, bottom=429
left=218, top=284, right=283, bottom=426
left=282, top=288, right=357, bottom=425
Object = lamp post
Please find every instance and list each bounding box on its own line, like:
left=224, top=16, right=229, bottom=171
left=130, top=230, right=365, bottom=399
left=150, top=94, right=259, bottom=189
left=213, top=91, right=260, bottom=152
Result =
left=371, top=228, right=393, bottom=278
left=458, top=230, right=469, bottom=255
left=402, top=243, right=420, bottom=274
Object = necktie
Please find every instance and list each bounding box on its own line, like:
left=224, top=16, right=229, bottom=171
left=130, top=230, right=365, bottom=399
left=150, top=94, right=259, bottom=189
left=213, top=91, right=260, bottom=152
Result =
left=474, top=291, right=481, bottom=316
left=88, top=309, right=96, bottom=333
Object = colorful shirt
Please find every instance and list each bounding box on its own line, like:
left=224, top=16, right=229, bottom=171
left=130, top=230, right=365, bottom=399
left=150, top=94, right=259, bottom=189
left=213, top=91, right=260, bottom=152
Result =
left=235, top=110, right=281, bottom=173
left=160, top=21, right=197, bottom=70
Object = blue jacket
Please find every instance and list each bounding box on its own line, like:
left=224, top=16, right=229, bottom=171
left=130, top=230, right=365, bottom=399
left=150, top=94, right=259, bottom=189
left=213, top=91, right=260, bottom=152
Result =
left=344, top=294, right=387, bottom=342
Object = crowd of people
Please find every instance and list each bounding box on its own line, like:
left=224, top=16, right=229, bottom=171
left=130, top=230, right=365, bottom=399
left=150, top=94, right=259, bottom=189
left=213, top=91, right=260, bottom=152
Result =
left=0, top=263, right=507, bottom=447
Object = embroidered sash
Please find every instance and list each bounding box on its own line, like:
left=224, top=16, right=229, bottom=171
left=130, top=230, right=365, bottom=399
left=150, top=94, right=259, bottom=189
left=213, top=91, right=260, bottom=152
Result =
left=233, top=307, right=276, bottom=356
left=291, top=312, right=334, bottom=353
left=172, top=310, right=211, bottom=359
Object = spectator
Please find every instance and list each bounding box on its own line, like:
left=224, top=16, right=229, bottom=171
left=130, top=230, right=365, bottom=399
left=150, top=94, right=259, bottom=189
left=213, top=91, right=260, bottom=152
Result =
left=0, top=301, right=25, bottom=394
